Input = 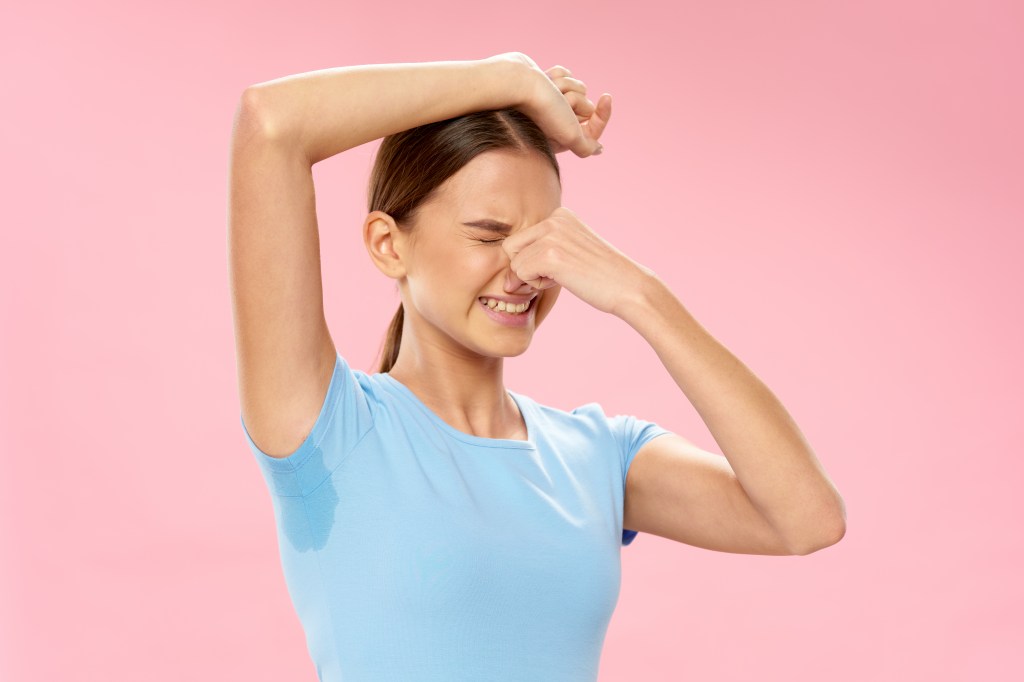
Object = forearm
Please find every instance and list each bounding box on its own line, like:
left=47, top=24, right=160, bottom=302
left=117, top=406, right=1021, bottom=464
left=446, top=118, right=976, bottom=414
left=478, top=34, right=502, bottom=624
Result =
left=618, top=275, right=846, bottom=551
left=241, top=57, right=525, bottom=164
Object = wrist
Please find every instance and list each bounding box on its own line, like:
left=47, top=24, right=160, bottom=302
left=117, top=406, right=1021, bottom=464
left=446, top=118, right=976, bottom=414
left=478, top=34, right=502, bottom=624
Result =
left=613, top=265, right=669, bottom=321
left=480, top=52, right=539, bottom=111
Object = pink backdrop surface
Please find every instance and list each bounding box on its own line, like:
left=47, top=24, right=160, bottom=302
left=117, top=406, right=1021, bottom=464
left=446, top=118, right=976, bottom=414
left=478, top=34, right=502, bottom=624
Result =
left=2, top=1, right=1021, bottom=680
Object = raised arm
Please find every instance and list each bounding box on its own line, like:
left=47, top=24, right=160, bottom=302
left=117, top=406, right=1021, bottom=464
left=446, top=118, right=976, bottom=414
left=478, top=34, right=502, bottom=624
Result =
left=242, top=56, right=532, bottom=165
left=228, top=56, right=528, bottom=457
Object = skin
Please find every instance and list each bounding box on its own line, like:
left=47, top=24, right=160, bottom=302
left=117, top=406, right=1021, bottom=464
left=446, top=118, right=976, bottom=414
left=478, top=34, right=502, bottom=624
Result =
left=362, top=148, right=562, bottom=441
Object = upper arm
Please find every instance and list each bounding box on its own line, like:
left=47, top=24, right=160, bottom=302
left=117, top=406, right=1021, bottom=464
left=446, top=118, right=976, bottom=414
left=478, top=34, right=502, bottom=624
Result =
left=228, top=89, right=337, bottom=458
left=623, top=434, right=796, bottom=555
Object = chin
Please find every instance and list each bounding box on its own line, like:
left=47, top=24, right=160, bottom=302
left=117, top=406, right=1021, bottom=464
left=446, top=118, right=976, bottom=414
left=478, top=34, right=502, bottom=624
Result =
left=471, top=333, right=533, bottom=359
left=506, top=340, right=533, bottom=357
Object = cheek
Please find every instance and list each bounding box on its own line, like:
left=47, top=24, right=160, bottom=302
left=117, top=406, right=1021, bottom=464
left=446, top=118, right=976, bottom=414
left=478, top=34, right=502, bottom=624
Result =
left=438, top=242, right=498, bottom=273
left=465, top=246, right=505, bottom=270
left=412, top=243, right=506, bottom=312
left=418, top=245, right=468, bottom=285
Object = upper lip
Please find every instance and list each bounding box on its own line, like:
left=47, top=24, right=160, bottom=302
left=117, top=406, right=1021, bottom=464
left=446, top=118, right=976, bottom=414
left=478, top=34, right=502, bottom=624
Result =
left=478, top=294, right=538, bottom=304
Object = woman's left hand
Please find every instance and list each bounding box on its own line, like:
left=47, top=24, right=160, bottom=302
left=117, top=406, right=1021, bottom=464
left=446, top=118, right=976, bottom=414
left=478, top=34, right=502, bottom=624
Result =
left=501, top=207, right=655, bottom=317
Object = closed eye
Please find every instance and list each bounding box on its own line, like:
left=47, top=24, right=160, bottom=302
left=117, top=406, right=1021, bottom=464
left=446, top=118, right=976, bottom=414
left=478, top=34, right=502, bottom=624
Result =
left=476, top=238, right=505, bottom=244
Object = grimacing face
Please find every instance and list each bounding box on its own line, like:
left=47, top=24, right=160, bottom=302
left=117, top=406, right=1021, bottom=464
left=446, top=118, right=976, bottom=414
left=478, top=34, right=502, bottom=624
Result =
left=366, top=148, right=563, bottom=360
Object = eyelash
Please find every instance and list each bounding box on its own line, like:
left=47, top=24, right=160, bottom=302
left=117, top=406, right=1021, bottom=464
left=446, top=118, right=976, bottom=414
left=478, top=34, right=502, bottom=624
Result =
left=476, top=238, right=504, bottom=244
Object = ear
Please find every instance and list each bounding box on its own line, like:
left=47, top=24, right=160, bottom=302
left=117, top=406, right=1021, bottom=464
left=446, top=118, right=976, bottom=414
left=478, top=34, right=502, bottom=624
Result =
left=363, top=210, right=409, bottom=279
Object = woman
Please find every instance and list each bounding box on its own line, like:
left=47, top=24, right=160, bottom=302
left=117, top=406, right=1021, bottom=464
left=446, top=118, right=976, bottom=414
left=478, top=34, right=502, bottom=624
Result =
left=228, top=52, right=846, bottom=681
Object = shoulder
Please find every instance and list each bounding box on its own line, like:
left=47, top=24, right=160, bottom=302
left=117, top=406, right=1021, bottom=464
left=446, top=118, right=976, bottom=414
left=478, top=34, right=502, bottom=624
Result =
left=525, top=395, right=670, bottom=460
left=513, top=393, right=612, bottom=437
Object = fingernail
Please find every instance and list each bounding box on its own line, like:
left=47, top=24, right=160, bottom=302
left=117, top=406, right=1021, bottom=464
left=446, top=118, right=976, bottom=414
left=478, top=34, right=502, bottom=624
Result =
left=594, top=145, right=604, bottom=155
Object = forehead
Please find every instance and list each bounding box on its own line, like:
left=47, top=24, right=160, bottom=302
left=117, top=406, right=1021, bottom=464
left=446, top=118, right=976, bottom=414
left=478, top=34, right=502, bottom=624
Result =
left=433, top=150, right=561, bottom=217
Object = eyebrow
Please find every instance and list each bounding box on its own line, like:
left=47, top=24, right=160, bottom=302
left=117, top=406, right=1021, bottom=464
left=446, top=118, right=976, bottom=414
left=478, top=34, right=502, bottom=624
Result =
left=461, top=219, right=514, bottom=234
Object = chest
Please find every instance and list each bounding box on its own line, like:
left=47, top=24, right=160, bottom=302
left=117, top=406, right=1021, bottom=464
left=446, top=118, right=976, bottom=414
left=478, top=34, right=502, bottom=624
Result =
left=305, top=434, right=624, bottom=621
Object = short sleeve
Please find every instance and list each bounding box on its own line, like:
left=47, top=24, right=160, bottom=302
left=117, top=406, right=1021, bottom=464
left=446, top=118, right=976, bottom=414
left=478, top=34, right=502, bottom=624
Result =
left=607, top=413, right=673, bottom=546
left=239, top=353, right=375, bottom=497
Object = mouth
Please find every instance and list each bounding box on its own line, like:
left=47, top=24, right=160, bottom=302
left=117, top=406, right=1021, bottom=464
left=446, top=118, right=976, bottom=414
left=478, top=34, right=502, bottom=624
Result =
left=477, top=296, right=535, bottom=315
left=477, top=295, right=537, bottom=325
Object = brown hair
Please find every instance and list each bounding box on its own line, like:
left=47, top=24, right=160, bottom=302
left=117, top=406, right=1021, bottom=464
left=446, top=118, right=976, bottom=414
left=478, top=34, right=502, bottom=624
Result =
left=367, top=108, right=561, bottom=373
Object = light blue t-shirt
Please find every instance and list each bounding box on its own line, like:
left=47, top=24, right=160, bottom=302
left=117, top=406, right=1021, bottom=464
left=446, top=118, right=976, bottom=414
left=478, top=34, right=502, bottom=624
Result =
left=240, top=353, right=672, bottom=681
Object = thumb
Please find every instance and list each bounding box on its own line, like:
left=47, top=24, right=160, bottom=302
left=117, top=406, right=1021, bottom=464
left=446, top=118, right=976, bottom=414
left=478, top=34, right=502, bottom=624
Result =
left=570, top=135, right=603, bottom=158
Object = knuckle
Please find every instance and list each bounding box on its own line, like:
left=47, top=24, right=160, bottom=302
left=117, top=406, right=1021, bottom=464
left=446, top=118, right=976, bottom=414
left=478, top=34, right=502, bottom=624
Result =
left=566, top=76, right=586, bottom=91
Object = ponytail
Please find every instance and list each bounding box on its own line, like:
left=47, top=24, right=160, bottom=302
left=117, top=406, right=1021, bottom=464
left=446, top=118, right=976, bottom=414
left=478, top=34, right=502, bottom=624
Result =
left=377, top=302, right=404, bottom=373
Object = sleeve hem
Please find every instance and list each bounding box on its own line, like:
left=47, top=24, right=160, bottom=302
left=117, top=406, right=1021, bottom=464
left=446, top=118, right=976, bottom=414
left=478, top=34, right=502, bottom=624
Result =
left=240, top=353, right=345, bottom=474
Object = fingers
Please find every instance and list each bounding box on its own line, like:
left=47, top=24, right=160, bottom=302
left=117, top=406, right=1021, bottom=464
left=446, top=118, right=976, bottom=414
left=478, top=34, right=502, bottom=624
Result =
left=563, top=90, right=596, bottom=120
left=545, top=64, right=596, bottom=115
left=584, top=93, right=612, bottom=141
left=550, top=74, right=597, bottom=124
left=564, top=93, right=610, bottom=157
left=545, top=65, right=586, bottom=96
left=550, top=75, right=587, bottom=96
left=543, top=65, right=610, bottom=157
left=545, top=65, right=572, bottom=79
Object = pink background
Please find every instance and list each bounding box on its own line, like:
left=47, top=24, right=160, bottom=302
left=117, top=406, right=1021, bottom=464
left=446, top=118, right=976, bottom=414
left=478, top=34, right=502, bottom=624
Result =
left=2, top=1, right=1021, bottom=680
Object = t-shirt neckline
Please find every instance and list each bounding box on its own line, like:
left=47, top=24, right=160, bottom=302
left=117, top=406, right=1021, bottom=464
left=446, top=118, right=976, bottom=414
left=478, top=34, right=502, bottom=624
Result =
left=378, top=372, right=537, bottom=450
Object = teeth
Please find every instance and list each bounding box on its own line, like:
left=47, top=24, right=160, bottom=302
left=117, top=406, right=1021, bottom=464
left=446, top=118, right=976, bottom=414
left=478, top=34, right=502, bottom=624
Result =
left=480, top=297, right=531, bottom=314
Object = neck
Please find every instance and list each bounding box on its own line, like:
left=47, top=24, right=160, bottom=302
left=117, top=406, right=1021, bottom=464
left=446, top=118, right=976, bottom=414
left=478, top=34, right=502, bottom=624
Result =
left=385, top=352, right=522, bottom=441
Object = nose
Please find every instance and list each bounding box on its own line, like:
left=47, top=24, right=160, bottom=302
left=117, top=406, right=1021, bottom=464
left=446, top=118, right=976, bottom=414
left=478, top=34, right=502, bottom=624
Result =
left=504, top=268, right=539, bottom=294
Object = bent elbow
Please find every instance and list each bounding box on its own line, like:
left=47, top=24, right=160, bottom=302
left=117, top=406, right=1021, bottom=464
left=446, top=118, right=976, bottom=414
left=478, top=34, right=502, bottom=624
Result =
left=792, top=516, right=847, bottom=556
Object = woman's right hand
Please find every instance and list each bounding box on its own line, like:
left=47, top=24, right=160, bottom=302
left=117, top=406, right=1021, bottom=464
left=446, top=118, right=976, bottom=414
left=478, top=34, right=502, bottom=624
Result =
left=487, top=52, right=611, bottom=158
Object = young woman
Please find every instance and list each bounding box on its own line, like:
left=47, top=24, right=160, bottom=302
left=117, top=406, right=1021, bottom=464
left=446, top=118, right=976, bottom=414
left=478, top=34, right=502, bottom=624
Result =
left=228, top=52, right=846, bottom=681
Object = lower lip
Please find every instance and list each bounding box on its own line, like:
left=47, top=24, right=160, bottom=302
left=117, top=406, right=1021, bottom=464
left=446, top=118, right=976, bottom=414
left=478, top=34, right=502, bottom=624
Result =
left=478, top=298, right=534, bottom=327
